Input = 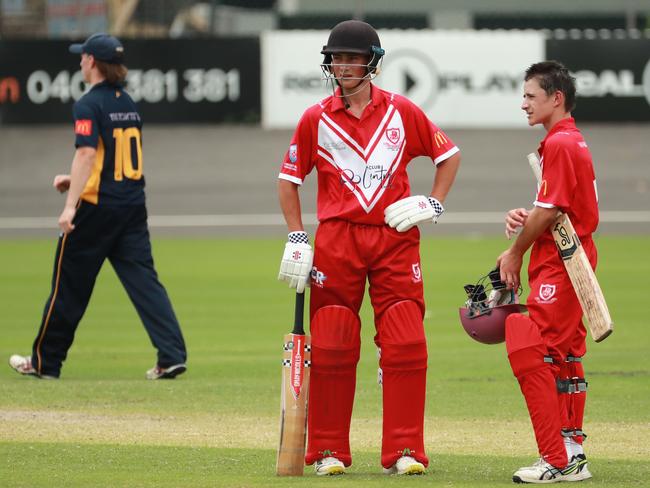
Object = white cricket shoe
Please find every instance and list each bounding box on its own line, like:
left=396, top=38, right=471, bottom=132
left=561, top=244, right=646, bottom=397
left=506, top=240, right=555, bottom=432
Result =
left=9, top=355, right=37, bottom=376
left=145, top=363, right=186, bottom=380
left=383, top=456, right=426, bottom=475
left=512, top=455, right=591, bottom=483
left=8, top=355, right=57, bottom=379
left=572, top=454, right=592, bottom=481
left=314, top=456, right=345, bottom=476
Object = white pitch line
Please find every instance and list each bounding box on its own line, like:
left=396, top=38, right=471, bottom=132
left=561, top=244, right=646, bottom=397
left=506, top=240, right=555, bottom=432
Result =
left=1, top=211, right=650, bottom=230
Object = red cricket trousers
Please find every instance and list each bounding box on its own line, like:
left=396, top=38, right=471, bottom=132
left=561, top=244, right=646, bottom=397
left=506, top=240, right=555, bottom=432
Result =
left=305, top=219, right=429, bottom=468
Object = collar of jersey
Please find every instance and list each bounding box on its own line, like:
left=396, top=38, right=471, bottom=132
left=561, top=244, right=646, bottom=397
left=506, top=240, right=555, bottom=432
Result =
left=89, top=80, right=123, bottom=92
left=539, top=116, right=577, bottom=152
left=330, top=83, right=381, bottom=112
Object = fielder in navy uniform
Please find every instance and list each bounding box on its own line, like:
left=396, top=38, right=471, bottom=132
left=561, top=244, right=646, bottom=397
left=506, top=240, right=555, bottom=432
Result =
left=9, top=34, right=187, bottom=380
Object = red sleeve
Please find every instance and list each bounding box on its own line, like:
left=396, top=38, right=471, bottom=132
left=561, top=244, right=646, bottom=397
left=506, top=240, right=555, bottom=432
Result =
left=536, top=138, right=577, bottom=211
left=279, top=107, right=317, bottom=185
left=401, top=97, right=459, bottom=165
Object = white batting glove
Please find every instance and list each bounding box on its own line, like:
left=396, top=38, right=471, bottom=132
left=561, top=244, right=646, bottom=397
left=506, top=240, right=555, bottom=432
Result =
left=278, top=231, right=313, bottom=293
left=384, top=195, right=445, bottom=232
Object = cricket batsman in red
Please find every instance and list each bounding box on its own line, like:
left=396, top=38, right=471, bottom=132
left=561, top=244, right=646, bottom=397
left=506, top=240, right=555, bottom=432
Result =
left=277, top=20, right=460, bottom=476
left=497, top=60, right=598, bottom=483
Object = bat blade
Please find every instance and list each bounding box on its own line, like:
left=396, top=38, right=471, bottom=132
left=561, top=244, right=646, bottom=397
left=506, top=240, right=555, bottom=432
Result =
left=527, top=152, right=543, bottom=184
left=527, top=153, right=613, bottom=342
left=276, top=293, right=311, bottom=476
left=550, top=214, right=613, bottom=342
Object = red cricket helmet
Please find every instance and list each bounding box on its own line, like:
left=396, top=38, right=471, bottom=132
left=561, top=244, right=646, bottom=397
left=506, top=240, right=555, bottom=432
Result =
left=459, top=267, right=526, bottom=345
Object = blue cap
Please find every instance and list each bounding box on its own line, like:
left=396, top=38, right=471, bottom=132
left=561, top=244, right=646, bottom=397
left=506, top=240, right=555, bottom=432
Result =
left=69, top=33, right=124, bottom=64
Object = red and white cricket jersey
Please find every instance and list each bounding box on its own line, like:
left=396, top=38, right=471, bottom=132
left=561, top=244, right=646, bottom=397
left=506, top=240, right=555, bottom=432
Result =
left=279, top=85, right=459, bottom=225
left=530, top=117, right=599, bottom=278
left=534, top=117, right=599, bottom=245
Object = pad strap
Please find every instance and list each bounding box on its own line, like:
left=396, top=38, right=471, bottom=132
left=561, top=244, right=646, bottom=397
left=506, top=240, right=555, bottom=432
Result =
left=556, top=377, right=588, bottom=394
left=562, top=428, right=587, bottom=439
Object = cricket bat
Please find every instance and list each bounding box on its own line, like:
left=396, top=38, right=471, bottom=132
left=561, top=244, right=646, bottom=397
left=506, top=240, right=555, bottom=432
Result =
left=527, top=153, right=613, bottom=342
left=276, top=291, right=311, bottom=476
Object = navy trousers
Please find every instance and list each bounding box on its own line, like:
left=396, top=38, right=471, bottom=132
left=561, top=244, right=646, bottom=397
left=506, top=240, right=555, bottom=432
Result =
left=31, top=202, right=186, bottom=377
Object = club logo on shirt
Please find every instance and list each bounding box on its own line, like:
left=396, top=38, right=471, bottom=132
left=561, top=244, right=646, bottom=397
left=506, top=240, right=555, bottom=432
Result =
left=412, top=262, right=422, bottom=283
left=289, top=144, right=298, bottom=163
left=75, top=119, right=92, bottom=136
left=385, top=127, right=401, bottom=145
left=535, top=283, right=557, bottom=304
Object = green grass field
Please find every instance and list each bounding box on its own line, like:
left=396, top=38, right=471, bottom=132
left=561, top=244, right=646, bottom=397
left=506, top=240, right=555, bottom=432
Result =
left=1, top=236, right=648, bottom=487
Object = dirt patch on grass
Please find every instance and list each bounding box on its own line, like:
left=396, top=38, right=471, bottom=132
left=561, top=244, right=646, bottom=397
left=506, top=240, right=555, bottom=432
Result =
left=1, top=409, right=647, bottom=460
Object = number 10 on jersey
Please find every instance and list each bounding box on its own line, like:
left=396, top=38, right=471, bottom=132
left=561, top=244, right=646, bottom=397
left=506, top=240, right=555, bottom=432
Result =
left=113, top=127, right=143, bottom=181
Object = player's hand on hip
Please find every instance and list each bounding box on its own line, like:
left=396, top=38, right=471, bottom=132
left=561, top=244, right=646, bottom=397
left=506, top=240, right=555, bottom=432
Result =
left=384, top=195, right=444, bottom=232
left=53, top=174, right=71, bottom=193
left=278, top=231, right=313, bottom=293
left=505, top=208, right=529, bottom=239
left=58, top=206, right=76, bottom=234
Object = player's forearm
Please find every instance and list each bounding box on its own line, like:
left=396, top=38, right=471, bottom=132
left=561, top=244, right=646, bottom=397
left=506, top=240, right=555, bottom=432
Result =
left=430, top=152, right=460, bottom=203
left=278, top=179, right=304, bottom=232
left=510, top=206, right=558, bottom=256
left=64, top=147, right=96, bottom=208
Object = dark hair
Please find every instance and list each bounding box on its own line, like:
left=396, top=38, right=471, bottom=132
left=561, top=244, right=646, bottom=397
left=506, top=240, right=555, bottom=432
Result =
left=525, top=60, right=576, bottom=112
left=95, top=60, right=128, bottom=85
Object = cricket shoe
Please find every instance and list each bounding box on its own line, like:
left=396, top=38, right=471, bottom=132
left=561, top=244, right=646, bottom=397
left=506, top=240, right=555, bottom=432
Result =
left=314, top=455, right=345, bottom=476
left=383, top=455, right=426, bottom=475
left=8, top=355, right=57, bottom=379
left=571, top=454, right=592, bottom=481
left=145, top=363, right=186, bottom=380
left=512, top=455, right=591, bottom=483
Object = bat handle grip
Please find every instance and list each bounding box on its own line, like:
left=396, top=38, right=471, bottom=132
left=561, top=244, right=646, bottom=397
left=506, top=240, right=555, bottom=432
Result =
left=292, top=291, right=305, bottom=335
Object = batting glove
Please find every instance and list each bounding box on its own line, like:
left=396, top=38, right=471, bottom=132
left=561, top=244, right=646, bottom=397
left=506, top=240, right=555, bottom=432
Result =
left=384, top=195, right=445, bottom=232
left=278, top=231, right=313, bottom=293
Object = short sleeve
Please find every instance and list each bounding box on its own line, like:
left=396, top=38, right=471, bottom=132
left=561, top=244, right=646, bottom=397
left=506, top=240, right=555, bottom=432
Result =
left=535, top=140, right=577, bottom=211
left=72, top=100, right=99, bottom=149
left=279, top=109, right=316, bottom=185
left=406, top=100, right=459, bottom=165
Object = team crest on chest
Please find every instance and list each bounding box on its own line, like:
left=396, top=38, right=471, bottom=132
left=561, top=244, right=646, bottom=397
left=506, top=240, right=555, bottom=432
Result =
left=316, top=104, right=406, bottom=213
left=385, top=127, right=400, bottom=145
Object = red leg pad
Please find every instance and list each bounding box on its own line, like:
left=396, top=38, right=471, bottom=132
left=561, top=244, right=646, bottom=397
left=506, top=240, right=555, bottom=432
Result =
left=569, top=361, right=586, bottom=444
left=377, top=301, right=428, bottom=468
left=558, top=360, right=572, bottom=433
left=305, top=306, right=360, bottom=467
left=506, top=314, right=567, bottom=469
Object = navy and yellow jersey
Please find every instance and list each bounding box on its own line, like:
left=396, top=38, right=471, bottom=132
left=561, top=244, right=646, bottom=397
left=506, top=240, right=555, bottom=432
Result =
left=73, top=81, right=145, bottom=206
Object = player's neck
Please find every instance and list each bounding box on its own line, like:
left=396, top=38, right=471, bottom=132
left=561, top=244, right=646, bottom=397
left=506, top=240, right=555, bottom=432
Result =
left=342, top=83, right=372, bottom=118
left=543, top=111, right=571, bottom=132
left=88, top=70, right=106, bottom=86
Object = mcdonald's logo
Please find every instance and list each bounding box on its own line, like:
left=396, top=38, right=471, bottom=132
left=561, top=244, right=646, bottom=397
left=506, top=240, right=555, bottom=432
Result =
left=75, top=119, right=93, bottom=136
left=540, top=179, right=548, bottom=197
left=433, top=131, right=448, bottom=148
left=0, top=77, right=20, bottom=104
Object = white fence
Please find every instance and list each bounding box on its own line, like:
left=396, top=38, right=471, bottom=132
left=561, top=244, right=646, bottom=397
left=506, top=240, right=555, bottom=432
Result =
left=262, top=30, right=545, bottom=129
